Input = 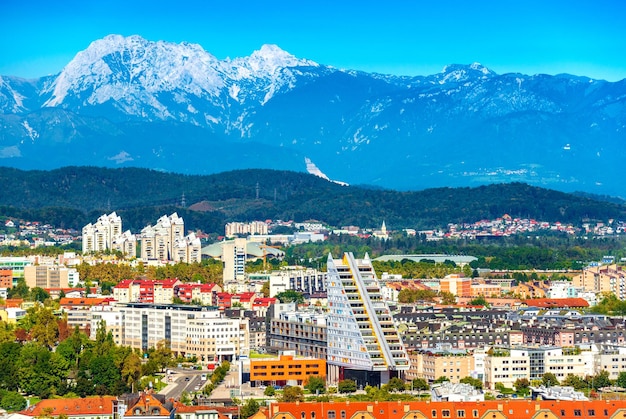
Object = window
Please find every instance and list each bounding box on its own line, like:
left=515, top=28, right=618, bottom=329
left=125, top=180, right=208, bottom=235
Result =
left=560, top=410, right=565, bottom=416
left=473, top=410, right=479, bottom=418
left=341, top=411, right=346, bottom=419
left=432, top=410, right=437, bottom=418
left=442, top=410, right=450, bottom=418
left=328, top=412, right=336, bottom=419
left=457, top=410, right=466, bottom=418
left=574, top=410, right=582, bottom=417
left=588, top=410, right=595, bottom=417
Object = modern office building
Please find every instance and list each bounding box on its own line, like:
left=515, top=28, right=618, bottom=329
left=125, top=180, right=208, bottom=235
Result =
left=267, top=308, right=327, bottom=359
left=326, top=252, right=409, bottom=386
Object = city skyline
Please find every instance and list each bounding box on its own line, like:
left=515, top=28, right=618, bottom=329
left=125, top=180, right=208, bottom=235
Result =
left=2, top=0, right=625, bottom=81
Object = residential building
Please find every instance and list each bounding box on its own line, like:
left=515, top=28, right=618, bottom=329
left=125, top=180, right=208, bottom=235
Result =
left=175, top=282, right=221, bottom=305
left=140, top=213, right=198, bottom=263
left=440, top=274, right=472, bottom=297
left=0, top=269, right=12, bottom=288
left=326, top=252, right=409, bottom=386
left=268, top=400, right=626, bottom=419
left=19, top=396, right=116, bottom=419
left=250, top=353, right=325, bottom=387
left=82, top=212, right=137, bottom=257
left=484, top=347, right=530, bottom=390
left=113, top=278, right=181, bottom=304
left=24, top=265, right=71, bottom=289
left=116, top=303, right=249, bottom=362
left=225, top=221, right=268, bottom=238
left=222, top=238, right=247, bottom=284
left=572, top=264, right=626, bottom=299
left=91, top=304, right=125, bottom=345
left=408, top=348, right=474, bottom=383
left=0, top=256, right=31, bottom=280
left=268, top=267, right=327, bottom=297
left=60, top=297, right=114, bottom=330
left=267, top=308, right=327, bottom=359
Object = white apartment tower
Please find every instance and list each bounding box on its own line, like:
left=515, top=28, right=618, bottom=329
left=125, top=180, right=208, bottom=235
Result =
left=139, top=213, right=200, bottom=263
left=326, top=252, right=409, bottom=386
left=222, top=238, right=247, bottom=283
left=82, top=212, right=136, bottom=257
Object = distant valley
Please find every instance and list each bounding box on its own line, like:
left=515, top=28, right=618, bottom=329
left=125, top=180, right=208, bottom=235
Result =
left=0, top=35, right=625, bottom=196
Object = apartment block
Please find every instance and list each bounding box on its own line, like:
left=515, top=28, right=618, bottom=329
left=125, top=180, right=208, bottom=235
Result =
left=268, top=267, right=327, bottom=297
left=326, top=252, right=408, bottom=386
left=484, top=348, right=530, bottom=390
left=140, top=213, right=199, bottom=263
left=222, top=238, right=247, bottom=284
left=24, top=265, right=71, bottom=289
left=113, top=279, right=181, bottom=304
left=572, top=264, right=626, bottom=299
left=117, top=303, right=249, bottom=362
left=267, top=309, right=327, bottom=359
left=440, top=274, right=471, bottom=297
left=225, top=221, right=268, bottom=238
left=408, top=348, right=475, bottom=383
left=82, top=212, right=136, bottom=257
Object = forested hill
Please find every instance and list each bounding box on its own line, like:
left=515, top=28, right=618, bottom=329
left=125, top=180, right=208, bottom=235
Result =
left=1, top=166, right=625, bottom=234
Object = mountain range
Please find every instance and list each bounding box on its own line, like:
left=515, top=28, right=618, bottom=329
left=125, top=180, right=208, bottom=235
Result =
left=1, top=35, right=625, bottom=195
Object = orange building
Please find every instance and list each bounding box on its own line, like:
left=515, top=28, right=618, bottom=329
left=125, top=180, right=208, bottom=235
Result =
left=268, top=400, right=626, bottom=419
left=250, top=354, right=325, bottom=387
left=440, top=274, right=471, bottom=297
left=0, top=269, right=12, bottom=288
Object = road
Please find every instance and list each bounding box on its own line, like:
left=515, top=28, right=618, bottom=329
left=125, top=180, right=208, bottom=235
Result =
left=158, top=368, right=208, bottom=400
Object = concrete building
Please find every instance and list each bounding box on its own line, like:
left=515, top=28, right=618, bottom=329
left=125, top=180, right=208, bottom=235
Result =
left=24, top=265, right=71, bottom=289
left=267, top=308, right=327, bottom=359
left=484, top=347, right=530, bottom=390
left=408, top=348, right=475, bottom=383
left=82, top=212, right=137, bottom=257
left=326, top=252, right=409, bottom=386
left=225, top=221, right=268, bottom=238
left=113, top=279, right=181, bottom=304
left=140, top=213, right=198, bottom=263
left=268, top=267, right=326, bottom=297
left=250, top=353, right=326, bottom=387
left=222, top=238, right=247, bottom=284
left=116, top=303, right=249, bottom=362
left=431, top=381, right=484, bottom=402
left=572, top=264, right=626, bottom=299
left=440, top=274, right=472, bottom=297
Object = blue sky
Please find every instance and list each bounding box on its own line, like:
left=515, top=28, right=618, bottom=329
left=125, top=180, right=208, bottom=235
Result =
left=2, top=0, right=625, bottom=81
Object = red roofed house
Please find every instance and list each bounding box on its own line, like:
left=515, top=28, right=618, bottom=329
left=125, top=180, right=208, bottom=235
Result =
left=20, top=396, right=116, bottom=419
left=175, top=282, right=222, bottom=305
left=523, top=298, right=589, bottom=309
left=270, top=400, right=626, bottom=419
left=113, top=278, right=181, bottom=304
left=118, top=391, right=175, bottom=419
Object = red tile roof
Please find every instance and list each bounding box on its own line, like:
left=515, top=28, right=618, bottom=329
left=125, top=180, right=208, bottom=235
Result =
left=523, top=298, right=589, bottom=308
left=21, top=396, right=116, bottom=417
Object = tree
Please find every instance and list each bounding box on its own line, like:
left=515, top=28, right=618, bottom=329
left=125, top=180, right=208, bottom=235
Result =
left=386, top=377, right=406, bottom=392
left=337, top=379, right=357, bottom=393
left=616, top=371, right=626, bottom=389
left=24, top=305, right=59, bottom=349
left=264, top=386, right=276, bottom=397
left=542, top=372, right=559, bottom=387
left=29, top=287, right=51, bottom=303
left=240, top=398, right=260, bottom=419
left=591, top=370, right=612, bottom=390
left=460, top=376, right=483, bottom=390
left=281, top=386, right=304, bottom=402
left=469, top=296, right=489, bottom=307
left=304, top=376, right=326, bottom=394
left=439, top=292, right=456, bottom=305
left=275, top=290, right=304, bottom=304
left=514, top=378, right=531, bottom=394
left=562, top=374, right=587, bottom=391
left=433, top=376, right=450, bottom=384
left=0, top=390, right=27, bottom=411
left=411, top=378, right=429, bottom=392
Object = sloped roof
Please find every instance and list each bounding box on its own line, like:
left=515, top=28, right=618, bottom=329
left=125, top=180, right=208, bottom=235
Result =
left=523, top=298, right=589, bottom=308
left=20, top=396, right=116, bottom=417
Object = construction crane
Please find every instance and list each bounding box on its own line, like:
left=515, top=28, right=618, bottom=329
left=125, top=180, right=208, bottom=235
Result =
left=259, top=244, right=283, bottom=271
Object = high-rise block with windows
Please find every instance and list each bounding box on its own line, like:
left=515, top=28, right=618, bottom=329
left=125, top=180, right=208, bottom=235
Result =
left=326, top=252, right=409, bottom=386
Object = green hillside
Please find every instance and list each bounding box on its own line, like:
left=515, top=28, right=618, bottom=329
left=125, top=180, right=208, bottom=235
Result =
left=0, top=166, right=624, bottom=234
